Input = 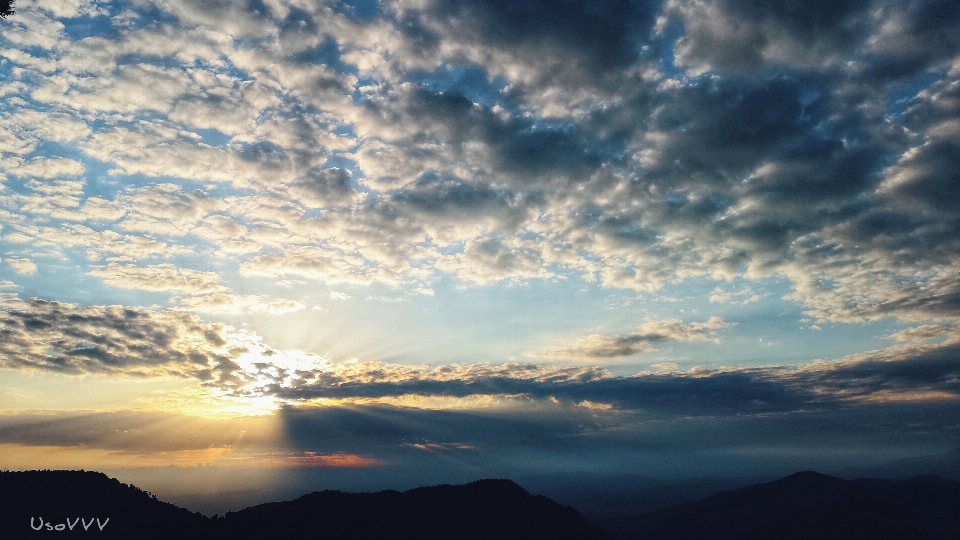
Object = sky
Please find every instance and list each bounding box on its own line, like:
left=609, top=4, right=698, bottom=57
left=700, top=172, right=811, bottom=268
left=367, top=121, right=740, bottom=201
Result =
left=1, top=0, right=960, bottom=498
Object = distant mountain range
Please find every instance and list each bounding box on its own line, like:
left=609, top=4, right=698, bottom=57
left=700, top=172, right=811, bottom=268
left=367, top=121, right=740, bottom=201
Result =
left=0, top=471, right=610, bottom=540
left=590, top=472, right=960, bottom=540
left=834, top=447, right=960, bottom=480
left=519, top=447, right=960, bottom=517
left=516, top=472, right=770, bottom=515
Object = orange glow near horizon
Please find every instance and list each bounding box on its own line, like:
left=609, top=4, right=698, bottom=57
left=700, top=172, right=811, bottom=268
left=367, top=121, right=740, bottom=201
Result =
left=0, top=444, right=234, bottom=470
left=0, top=444, right=383, bottom=471
left=239, top=451, right=384, bottom=469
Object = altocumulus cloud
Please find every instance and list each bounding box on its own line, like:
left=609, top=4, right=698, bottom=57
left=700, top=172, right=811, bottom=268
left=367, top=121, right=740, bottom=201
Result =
left=0, top=0, right=955, bottom=323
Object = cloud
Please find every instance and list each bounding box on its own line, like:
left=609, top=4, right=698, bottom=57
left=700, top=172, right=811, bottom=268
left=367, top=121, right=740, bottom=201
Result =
left=114, top=182, right=226, bottom=236
left=885, top=324, right=947, bottom=343
left=240, top=246, right=402, bottom=286
left=89, top=264, right=227, bottom=295
left=0, top=0, right=957, bottom=354
left=867, top=0, right=960, bottom=77
left=0, top=295, right=266, bottom=391
left=664, top=0, right=873, bottom=75
left=542, top=317, right=728, bottom=359
left=426, top=0, right=654, bottom=73
left=287, top=167, right=363, bottom=208
left=1, top=292, right=958, bottom=428
left=29, top=0, right=100, bottom=19
left=543, top=333, right=656, bottom=358
left=6, top=258, right=38, bottom=275
left=0, top=156, right=85, bottom=179
left=174, top=294, right=305, bottom=315
left=190, top=215, right=261, bottom=256
left=436, top=236, right=558, bottom=286
left=266, top=341, right=960, bottom=417
left=251, top=299, right=306, bottom=315
left=2, top=222, right=195, bottom=262
left=709, top=287, right=761, bottom=305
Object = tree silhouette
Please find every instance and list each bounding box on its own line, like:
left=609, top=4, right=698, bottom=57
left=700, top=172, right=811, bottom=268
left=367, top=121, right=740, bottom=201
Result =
left=0, top=0, right=14, bottom=20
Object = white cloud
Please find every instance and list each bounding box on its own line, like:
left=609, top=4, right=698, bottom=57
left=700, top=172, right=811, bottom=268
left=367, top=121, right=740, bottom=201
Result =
left=89, top=264, right=227, bottom=295
left=174, top=294, right=306, bottom=315
left=6, top=258, right=39, bottom=275
left=436, top=237, right=558, bottom=286
left=541, top=317, right=729, bottom=359
left=250, top=299, right=306, bottom=315
left=886, top=325, right=946, bottom=343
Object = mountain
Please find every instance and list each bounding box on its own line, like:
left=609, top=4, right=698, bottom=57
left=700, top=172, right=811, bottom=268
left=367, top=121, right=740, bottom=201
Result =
left=590, top=472, right=960, bottom=540
left=0, top=470, right=212, bottom=539
left=834, top=447, right=960, bottom=480
left=221, top=478, right=613, bottom=540
left=0, top=471, right=611, bottom=540
left=516, top=472, right=770, bottom=515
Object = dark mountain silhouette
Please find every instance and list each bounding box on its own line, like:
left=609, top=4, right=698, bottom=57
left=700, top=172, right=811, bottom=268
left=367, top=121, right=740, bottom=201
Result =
left=0, top=470, right=212, bottom=539
left=590, top=471, right=960, bottom=540
left=0, top=0, right=13, bottom=20
left=1, top=471, right=611, bottom=540
left=221, top=478, right=612, bottom=539
left=834, top=447, right=960, bottom=480
left=10, top=469, right=960, bottom=540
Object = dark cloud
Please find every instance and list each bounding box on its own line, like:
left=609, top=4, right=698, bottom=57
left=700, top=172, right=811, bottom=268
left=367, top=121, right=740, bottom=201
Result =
left=881, top=139, right=960, bottom=213
left=270, top=369, right=807, bottom=415
left=275, top=388, right=960, bottom=478
left=638, top=77, right=872, bottom=191
left=386, top=174, right=543, bottom=234
left=493, top=128, right=605, bottom=180
left=667, top=0, right=872, bottom=74
left=352, top=83, right=613, bottom=194
left=865, top=0, right=960, bottom=79
left=394, top=11, right=442, bottom=52
left=290, top=167, right=362, bottom=207
left=426, top=0, right=660, bottom=73
left=0, top=296, right=253, bottom=387
left=261, top=342, right=960, bottom=418
left=799, top=343, right=960, bottom=399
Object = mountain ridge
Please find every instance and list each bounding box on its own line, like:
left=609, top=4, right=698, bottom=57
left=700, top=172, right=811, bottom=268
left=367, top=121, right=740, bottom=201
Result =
left=589, top=471, right=960, bottom=540
left=6, top=468, right=960, bottom=540
left=0, top=471, right=611, bottom=540
left=834, top=447, right=960, bottom=480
